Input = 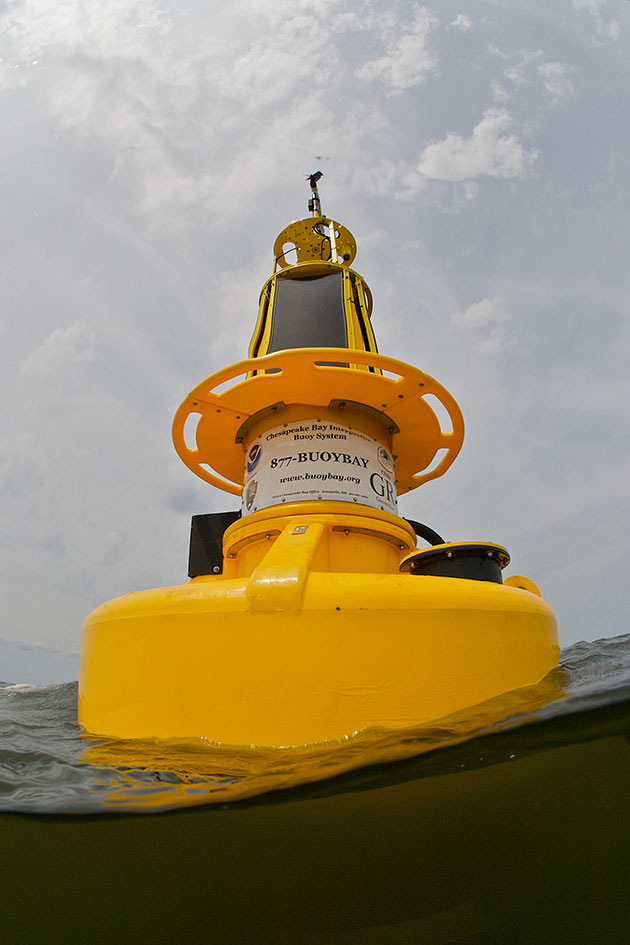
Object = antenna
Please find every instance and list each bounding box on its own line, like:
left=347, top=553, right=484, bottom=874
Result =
left=306, top=171, right=323, bottom=217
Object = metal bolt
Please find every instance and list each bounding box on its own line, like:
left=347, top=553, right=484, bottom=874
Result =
left=446, top=551, right=453, bottom=558
left=212, top=566, right=220, bottom=574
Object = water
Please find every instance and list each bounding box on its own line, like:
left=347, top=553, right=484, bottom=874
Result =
left=1, top=634, right=629, bottom=815
left=2, top=635, right=629, bottom=944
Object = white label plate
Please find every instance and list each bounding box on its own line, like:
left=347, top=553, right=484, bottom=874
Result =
left=241, top=419, right=397, bottom=516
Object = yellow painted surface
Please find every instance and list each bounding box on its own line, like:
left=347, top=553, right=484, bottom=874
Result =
left=172, top=347, right=465, bottom=496
left=222, top=502, right=416, bottom=576
left=272, top=217, right=358, bottom=269
left=79, top=515, right=559, bottom=746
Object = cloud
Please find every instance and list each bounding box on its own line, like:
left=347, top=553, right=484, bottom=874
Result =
left=451, top=14, right=473, bottom=31
left=537, top=61, right=575, bottom=107
left=488, top=43, right=543, bottom=65
left=487, top=44, right=575, bottom=111
left=490, top=46, right=544, bottom=92
left=490, top=78, right=510, bottom=103
left=0, top=0, right=175, bottom=91
left=417, top=108, right=538, bottom=182
left=215, top=10, right=338, bottom=110
left=356, top=5, right=438, bottom=91
left=451, top=297, right=511, bottom=357
left=572, top=0, right=622, bottom=42
left=20, top=321, right=97, bottom=378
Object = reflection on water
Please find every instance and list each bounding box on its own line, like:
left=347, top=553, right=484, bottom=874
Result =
left=0, top=634, right=628, bottom=814
left=83, top=669, right=567, bottom=812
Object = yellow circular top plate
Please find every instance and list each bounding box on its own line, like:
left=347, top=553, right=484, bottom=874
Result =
left=273, top=217, right=357, bottom=269
left=172, top=348, right=464, bottom=497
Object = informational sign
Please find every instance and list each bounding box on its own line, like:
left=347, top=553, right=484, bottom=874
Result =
left=241, top=419, right=398, bottom=516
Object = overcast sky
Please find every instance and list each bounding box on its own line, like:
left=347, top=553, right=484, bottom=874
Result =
left=1, top=0, right=629, bottom=683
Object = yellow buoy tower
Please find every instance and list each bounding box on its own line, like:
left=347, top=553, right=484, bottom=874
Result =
left=79, top=176, right=559, bottom=746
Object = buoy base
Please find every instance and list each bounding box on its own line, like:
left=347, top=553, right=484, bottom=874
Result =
left=79, top=566, right=559, bottom=746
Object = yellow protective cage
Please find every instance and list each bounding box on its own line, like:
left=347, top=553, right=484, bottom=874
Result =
left=248, top=216, right=378, bottom=368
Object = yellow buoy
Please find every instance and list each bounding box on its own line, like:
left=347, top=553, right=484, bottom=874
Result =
left=79, top=175, right=559, bottom=746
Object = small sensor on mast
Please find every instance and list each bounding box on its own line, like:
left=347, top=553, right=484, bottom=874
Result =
left=306, top=171, right=323, bottom=216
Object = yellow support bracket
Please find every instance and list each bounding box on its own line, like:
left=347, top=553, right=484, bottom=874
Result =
left=246, top=523, right=325, bottom=614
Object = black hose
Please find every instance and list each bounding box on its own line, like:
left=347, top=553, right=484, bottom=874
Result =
left=403, top=518, right=446, bottom=547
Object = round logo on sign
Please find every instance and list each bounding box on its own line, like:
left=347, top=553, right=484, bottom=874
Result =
left=245, top=478, right=258, bottom=511
left=377, top=446, right=394, bottom=474
left=247, top=443, right=262, bottom=474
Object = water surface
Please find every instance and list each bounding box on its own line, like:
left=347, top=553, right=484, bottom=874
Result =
left=1, top=633, right=629, bottom=815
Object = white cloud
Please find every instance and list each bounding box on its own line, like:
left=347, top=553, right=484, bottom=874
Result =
left=402, top=177, right=480, bottom=210
left=537, top=61, right=575, bottom=107
left=455, top=297, right=509, bottom=329
left=417, top=108, right=538, bottom=182
left=356, top=5, right=438, bottom=91
left=451, top=297, right=511, bottom=356
left=488, top=43, right=543, bottom=65
left=503, top=66, right=528, bottom=87
left=451, top=14, right=473, bottom=31
left=20, top=322, right=97, bottom=378
left=216, top=12, right=337, bottom=109
left=490, top=78, right=510, bottom=102
left=488, top=45, right=574, bottom=110
left=239, top=0, right=341, bottom=23
left=501, top=49, right=543, bottom=89
left=0, top=0, right=174, bottom=91
left=572, top=0, right=622, bottom=41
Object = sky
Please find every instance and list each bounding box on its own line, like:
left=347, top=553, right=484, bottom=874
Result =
left=1, top=0, right=629, bottom=683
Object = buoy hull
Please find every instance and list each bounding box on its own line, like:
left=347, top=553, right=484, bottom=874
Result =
left=79, top=573, right=559, bottom=746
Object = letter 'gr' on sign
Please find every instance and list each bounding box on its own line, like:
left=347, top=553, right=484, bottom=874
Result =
left=241, top=419, right=398, bottom=516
